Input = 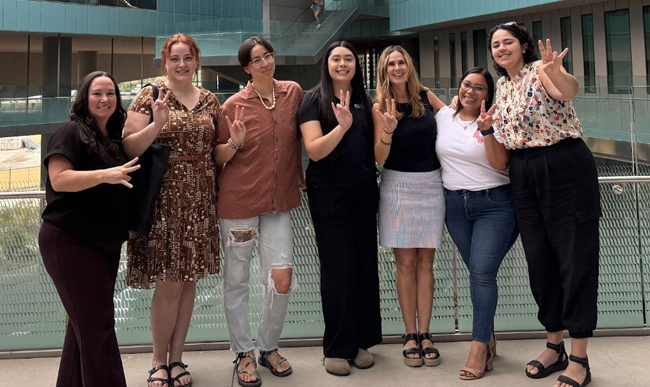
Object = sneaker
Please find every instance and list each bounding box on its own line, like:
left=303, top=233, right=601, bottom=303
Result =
left=323, top=357, right=350, bottom=376
left=316, top=24, right=321, bottom=29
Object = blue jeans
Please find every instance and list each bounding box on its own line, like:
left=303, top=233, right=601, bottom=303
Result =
left=444, top=185, right=519, bottom=343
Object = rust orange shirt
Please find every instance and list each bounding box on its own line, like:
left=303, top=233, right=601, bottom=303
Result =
left=217, top=80, right=304, bottom=219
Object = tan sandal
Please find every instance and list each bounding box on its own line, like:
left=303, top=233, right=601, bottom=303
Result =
left=459, top=345, right=493, bottom=380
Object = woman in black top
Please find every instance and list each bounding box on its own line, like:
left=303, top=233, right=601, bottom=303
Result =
left=39, top=71, right=140, bottom=387
left=298, top=41, right=381, bottom=377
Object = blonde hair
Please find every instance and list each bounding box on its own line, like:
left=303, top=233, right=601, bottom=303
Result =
left=375, top=45, right=428, bottom=119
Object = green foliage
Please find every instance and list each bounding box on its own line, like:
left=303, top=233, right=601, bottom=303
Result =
left=0, top=201, right=42, bottom=270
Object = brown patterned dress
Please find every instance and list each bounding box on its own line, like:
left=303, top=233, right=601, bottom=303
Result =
left=126, top=82, right=220, bottom=289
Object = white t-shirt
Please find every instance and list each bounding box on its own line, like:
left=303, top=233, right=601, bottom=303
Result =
left=435, top=106, right=510, bottom=191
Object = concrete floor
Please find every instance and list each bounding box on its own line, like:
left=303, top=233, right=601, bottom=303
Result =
left=2, top=336, right=648, bottom=387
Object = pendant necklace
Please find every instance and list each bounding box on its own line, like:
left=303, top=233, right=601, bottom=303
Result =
left=253, top=84, right=276, bottom=110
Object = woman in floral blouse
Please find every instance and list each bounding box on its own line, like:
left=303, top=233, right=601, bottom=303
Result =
left=487, top=22, right=600, bottom=387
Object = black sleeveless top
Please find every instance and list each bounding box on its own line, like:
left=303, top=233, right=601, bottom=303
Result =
left=384, top=91, right=440, bottom=172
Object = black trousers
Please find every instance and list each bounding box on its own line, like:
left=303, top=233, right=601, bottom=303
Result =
left=307, top=177, right=383, bottom=358
left=39, top=222, right=126, bottom=387
left=509, top=138, right=601, bottom=338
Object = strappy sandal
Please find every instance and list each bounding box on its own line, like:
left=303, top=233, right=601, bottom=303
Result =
left=402, top=333, right=422, bottom=367
left=525, top=341, right=569, bottom=379
left=232, top=352, right=262, bottom=387
left=147, top=364, right=169, bottom=387
left=459, top=342, right=494, bottom=380
left=556, top=355, right=591, bottom=387
left=259, top=349, right=293, bottom=377
left=168, top=361, right=192, bottom=387
left=419, top=333, right=441, bottom=367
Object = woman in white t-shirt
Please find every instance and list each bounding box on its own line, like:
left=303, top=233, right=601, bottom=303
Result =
left=435, top=67, right=518, bottom=381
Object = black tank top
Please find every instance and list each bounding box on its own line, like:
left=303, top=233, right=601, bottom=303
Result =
left=384, top=91, right=440, bottom=172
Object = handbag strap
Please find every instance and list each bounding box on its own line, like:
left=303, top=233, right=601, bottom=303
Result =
left=142, top=83, right=159, bottom=124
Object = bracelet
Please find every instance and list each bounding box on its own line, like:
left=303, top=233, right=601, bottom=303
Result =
left=380, top=135, right=392, bottom=146
left=383, top=127, right=395, bottom=135
left=227, top=137, right=243, bottom=150
left=480, top=127, right=495, bottom=136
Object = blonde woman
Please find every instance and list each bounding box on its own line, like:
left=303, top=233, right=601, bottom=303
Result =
left=373, top=45, right=445, bottom=367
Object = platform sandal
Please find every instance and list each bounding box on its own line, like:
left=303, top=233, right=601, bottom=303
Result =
left=402, top=333, right=422, bottom=367
left=459, top=343, right=494, bottom=380
left=168, top=361, right=192, bottom=387
left=259, top=349, right=293, bottom=377
left=556, top=355, right=591, bottom=387
left=147, top=364, right=169, bottom=387
left=525, top=341, right=569, bottom=379
left=419, top=333, right=441, bottom=367
left=232, top=352, right=261, bottom=387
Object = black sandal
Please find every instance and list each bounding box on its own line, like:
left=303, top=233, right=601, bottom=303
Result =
left=231, top=352, right=262, bottom=387
left=168, top=362, right=192, bottom=387
left=525, top=341, right=569, bottom=379
left=147, top=364, right=169, bottom=387
left=259, top=349, right=293, bottom=377
left=402, top=333, right=422, bottom=367
left=556, top=355, right=591, bottom=387
left=418, top=332, right=441, bottom=367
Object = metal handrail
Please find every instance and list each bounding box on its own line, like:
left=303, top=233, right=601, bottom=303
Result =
left=277, top=2, right=317, bottom=37
left=1, top=176, right=650, bottom=201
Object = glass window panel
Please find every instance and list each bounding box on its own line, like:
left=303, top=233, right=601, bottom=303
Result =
left=461, top=31, right=468, bottom=73
left=473, top=29, right=487, bottom=70
left=644, top=7, right=650, bottom=91
left=605, top=9, right=632, bottom=94
left=582, top=14, right=596, bottom=93
left=450, top=33, right=456, bottom=87
left=532, top=21, right=542, bottom=58
left=560, top=17, right=573, bottom=74
left=434, top=35, right=440, bottom=88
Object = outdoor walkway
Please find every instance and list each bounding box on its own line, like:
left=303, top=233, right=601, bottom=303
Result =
left=2, top=335, right=648, bottom=386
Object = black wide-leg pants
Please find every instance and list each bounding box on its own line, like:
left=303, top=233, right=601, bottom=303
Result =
left=307, top=177, right=383, bottom=358
left=509, top=138, right=601, bottom=338
left=39, top=222, right=126, bottom=387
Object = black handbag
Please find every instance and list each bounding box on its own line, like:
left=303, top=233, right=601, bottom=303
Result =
left=128, top=84, right=171, bottom=234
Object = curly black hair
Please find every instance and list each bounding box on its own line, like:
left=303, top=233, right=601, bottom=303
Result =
left=488, top=22, right=539, bottom=78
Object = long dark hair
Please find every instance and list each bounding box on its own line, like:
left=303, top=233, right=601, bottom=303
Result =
left=454, top=67, right=494, bottom=118
left=300, top=41, right=373, bottom=138
left=70, top=71, right=126, bottom=157
left=488, top=22, right=539, bottom=78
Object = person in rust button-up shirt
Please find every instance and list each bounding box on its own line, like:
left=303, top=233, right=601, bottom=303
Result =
left=214, top=36, right=304, bottom=387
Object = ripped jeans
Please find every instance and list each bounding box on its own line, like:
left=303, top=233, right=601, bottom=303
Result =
left=219, top=211, right=295, bottom=353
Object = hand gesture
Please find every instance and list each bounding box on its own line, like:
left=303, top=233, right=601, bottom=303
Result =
left=538, top=39, right=568, bottom=76
left=381, top=99, right=398, bottom=133
left=103, top=157, right=140, bottom=188
left=226, top=105, right=247, bottom=146
left=150, top=90, right=170, bottom=127
left=476, top=100, right=499, bottom=130
left=331, top=89, right=353, bottom=131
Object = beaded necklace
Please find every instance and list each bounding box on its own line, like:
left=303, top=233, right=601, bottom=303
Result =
left=252, top=84, right=276, bottom=110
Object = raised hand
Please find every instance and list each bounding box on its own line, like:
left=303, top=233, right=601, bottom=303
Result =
left=476, top=100, right=499, bottom=130
left=538, top=39, right=568, bottom=76
left=331, top=89, right=353, bottom=131
left=150, top=90, right=170, bottom=126
left=226, top=105, right=247, bottom=147
left=103, top=157, right=140, bottom=188
left=381, top=99, right=398, bottom=133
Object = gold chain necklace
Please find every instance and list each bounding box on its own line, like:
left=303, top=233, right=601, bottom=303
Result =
left=253, top=84, right=276, bottom=110
left=457, top=113, right=477, bottom=130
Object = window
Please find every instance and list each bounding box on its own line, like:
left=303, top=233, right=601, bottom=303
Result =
left=461, top=32, right=468, bottom=73
left=433, top=35, right=440, bottom=88
left=450, top=33, right=456, bottom=87
left=644, top=7, right=650, bottom=90
left=532, top=21, right=542, bottom=58
left=582, top=14, right=596, bottom=93
left=560, top=17, right=573, bottom=74
left=473, top=29, right=487, bottom=70
left=605, top=10, right=633, bottom=94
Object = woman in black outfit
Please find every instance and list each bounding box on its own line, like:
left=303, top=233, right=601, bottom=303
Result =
left=298, top=40, right=381, bottom=377
left=38, top=71, right=140, bottom=387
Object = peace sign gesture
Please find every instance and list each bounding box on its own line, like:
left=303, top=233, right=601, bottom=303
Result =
left=331, top=89, right=353, bottom=132
left=538, top=39, right=569, bottom=76
left=225, top=105, right=247, bottom=147
left=150, top=90, right=170, bottom=126
left=476, top=100, right=499, bottom=131
left=381, top=99, right=398, bottom=133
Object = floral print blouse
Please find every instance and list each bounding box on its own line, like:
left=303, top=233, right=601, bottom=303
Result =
left=493, top=60, right=582, bottom=150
